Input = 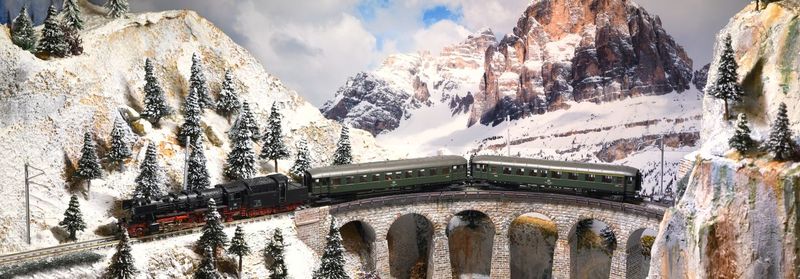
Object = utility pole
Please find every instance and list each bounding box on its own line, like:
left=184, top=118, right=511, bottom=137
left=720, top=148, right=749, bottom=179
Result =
left=507, top=115, right=511, bottom=156
left=24, top=163, right=30, bottom=245
left=659, top=134, right=665, bottom=199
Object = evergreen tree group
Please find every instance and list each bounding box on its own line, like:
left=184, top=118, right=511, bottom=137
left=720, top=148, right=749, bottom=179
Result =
left=105, top=230, right=137, bottom=279
left=134, top=143, right=164, bottom=200
left=729, top=113, right=754, bottom=153
left=186, top=138, right=210, bottom=191
left=75, top=132, right=102, bottom=195
left=10, top=6, right=36, bottom=51
left=198, top=198, right=227, bottom=254
left=37, top=5, right=69, bottom=58
left=332, top=126, right=352, bottom=166
left=767, top=103, right=795, bottom=161
left=225, top=123, right=257, bottom=180
left=228, top=225, right=251, bottom=275
left=140, top=58, right=173, bottom=124
left=231, top=102, right=260, bottom=141
left=62, top=0, right=83, bottom=30
left=194, top=246, right=221, bottom=279
left=260, top=103, right=290, bottom=171
left=290, top=139, right=312, bottom=180
left=189, top=53, right=214, bottom=109
left=313, top=219, right=349, bottom=279
left=105, top=0, right=129, bottom=18
left=178, top=88, right=204, bottom=146
left=107, top=117, right=133, bottom=171
left=265, top=228, right=288, bottom=279
left=215, top=70, right=241, bottom=117
left=61, top=22, right=83, bottom=56
left=59, top=195, right=86, bottom=241
left=708, top=34, right=744, bottom=120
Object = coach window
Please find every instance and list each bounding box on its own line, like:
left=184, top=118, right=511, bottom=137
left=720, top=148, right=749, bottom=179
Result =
left=332, top=178, right=341, bottom=186
left=551, top=171, right=562, bottom=179
left=406, top=171, right=413, bottom=178
left=430, top=169, right=438, bottom=175
left=418, top=169, right=426, bottom=177
left=615, top=177, right=624, bottom=184
left=373, top=174, right=381, bottom=182
left=530, top=169, right=538, bottom=176
left=602, top=176, right=613, bottom=183
left=314, top=178, right=321, bottom=186
left=442, top=167, right=450, bottom=175
left=490, top=166, right=497, bottom=173
left=453, top=165, right=459, bottom=170
left=360, top=175, right=368, bottom=183
left=517, top=168, right=525, bottom=175
left=540, top=170, right=548, bottom=177
left=503, top=167, right=512, bottom=174
left=386, top=173, right=393, bottom=181
left=585, top=174, right=595, bottom=181
left=626, top=176, right=634, bottom=184
left=346, top=176, right=354, bottom=184
left=568, top=172, right=578, bottom=180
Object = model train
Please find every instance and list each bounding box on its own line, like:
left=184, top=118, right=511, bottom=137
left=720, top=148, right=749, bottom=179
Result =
left=122, top=155, right=642, bottom=236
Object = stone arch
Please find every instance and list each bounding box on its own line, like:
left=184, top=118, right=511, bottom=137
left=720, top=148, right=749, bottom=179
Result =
left=568, top=218, right=617, bottom=279
left=387, top=213, right=435, bottom=279
left=626, top=228, right=657, bottom=279
left=509, top=212, right=558, bottom=279
left=447, top=210, right=496, bottom=279
left=339, top=220, right=377, bottom=274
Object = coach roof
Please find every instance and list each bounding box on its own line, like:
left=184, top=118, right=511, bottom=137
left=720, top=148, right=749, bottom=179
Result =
left=472, top=155, right=639, bottom=176
left=307, top=155, right=467, bottom=178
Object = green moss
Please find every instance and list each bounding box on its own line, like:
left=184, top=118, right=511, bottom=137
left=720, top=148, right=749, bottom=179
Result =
left=641, top=235, right=656, bottom=257
left=749, top=180, right=758, bottom=209
left=779, top=16, right=800, bottom=94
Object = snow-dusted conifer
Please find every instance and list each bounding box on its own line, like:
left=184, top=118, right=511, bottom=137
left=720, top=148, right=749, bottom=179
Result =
left=228, top=226, right=250, bottom=274
left=290, top=139, right=312, bottom=180
left=313, top=218, right=349, bottom=279
left=11, top=6, right=37, bottom=51
left=260, top=103, right=290, bottom=171
left=62, top=0, right=83, bottom=30
left=767, top=102, right=795, bottom=161
left=140, top=58, right=173, bottom=124
left=75, top=132, right=102, bottom=193
left=105, top=0, right=128, bottom=18
left=230, top=102, right=260, bottom=141
left=61, top=22, right=83, bottom=56
left=189, top=53, right=214, bottom=109
left=709, top=35, right=744, bottom=120
left=179, top=88, right=204, bottom=146
left=107, top=117, right=133, bottom=171
left=37, top=5, right=68, bottom=58
left=186, top=138, right=210, bottom=191
left=105, top=230, right=136, bottom=279
left=729, top=113, right=754, bottom=153
left=194, top=246, right=221, bottom=279
left=198, top=198, right=227, bottom=254
left=265, top=228, right=288, bottom=279
left=133, top=143, right=164, bottom=200
left=332, top=126, right=352, bottom=165
left=59, top=195, right=86, bottom=241
left=216, top=69, right=240, bottom=117
left=224, top=125, right=256, bottom=180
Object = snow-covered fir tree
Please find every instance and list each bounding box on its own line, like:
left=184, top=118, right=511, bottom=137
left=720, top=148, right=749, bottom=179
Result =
left=59, top=195, right=86, bottom=241
left=224, top=125, right=257, bottom=180
left=61, top=22, right=83, bottom=56
left=10, top=6, right=36, bottom=51
left=313, top=218, right=349, bottom=279
left=729, top=113, right=754, bottom=153
left=289, top=139, right=312, bottom=180
left=215, top=69, right=241, bottom=117
left=198, top=198, right=227, bottom=254
left=194, top=246, right=221, bottom=279
left=37, top=5, right=68, bottom=58
left=74, top=132, right=102, bottom=194
left=189, top=53, right=214, bottom=109
left=186, top=138, right=210, bottom=191
left=265, top=228, right=288, bottom=279
left=767, top=102, right=795, bottom=161
left=133, top=143, right=164, bottom=200
left=105, top=230, right=137, bottom=279
left=62, top=0, right=83, bottom=30
left=107, top=116, right=132, bottom=171
left=140, top=58, right=173, bottom=124
left=179, top=88, right=204, bottom=146
left=332, top=126, right=352, bottom=165
left=230, top=102, right=260, bottom=141
left=105, top=0, right=128, bottom=18
left=708, top=34, right=744, bottom=120
left=260, top=103, right=290, bottom=171
left=228, top=225, right=250, bottom=274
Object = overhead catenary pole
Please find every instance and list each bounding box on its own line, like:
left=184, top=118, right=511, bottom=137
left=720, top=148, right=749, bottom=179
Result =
left=24, top=163, right=31, bottom=245
left=507, top=115, right=511, bottom=156
left=660, top=134, right=665, bottom=199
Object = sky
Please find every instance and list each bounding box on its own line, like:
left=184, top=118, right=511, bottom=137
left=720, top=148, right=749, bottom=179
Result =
left=3, top=0, right=750, bottom=106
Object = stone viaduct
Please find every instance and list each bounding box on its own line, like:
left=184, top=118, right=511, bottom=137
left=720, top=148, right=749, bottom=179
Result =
left=295, top=191, right=664, bottom=279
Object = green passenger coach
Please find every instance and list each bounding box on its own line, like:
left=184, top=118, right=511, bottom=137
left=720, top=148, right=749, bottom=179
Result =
left=304, top=155, right=468, bottom=199
left=470, top=155, right=642, bottom=199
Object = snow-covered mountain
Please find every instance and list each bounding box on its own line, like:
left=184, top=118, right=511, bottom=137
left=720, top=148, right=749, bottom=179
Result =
left=0, top=3, right=394, bottom=254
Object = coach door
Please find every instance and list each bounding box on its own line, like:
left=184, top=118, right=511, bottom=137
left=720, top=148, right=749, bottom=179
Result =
left=279, top=181, right=287, bottom=203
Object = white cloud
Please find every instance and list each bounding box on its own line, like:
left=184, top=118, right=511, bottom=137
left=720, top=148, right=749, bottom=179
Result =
left=412, top=20, right=472, bottom=55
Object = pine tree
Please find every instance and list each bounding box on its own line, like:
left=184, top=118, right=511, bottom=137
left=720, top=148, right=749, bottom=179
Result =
left=313, top=219, right=349, bottom=279
left=265, top=228, right=288, bottom=279
left=230, top=102, right=260, bottom=141
left=224, top=125, right=257, bottom=180
left=767, top=102, right=795, bottom=161
left=290, top=139, right=312, bottom=180
left=216, top=69, right=241, bottom=117
left=194, top=246, right=222, bottom=279
left=37, top=5, right=68, bottom=58
left=179, top=88, right=204, bottom=146
left=189, top=53, right=214, bottom=109
left=10, top=6, right=37, bottom=51
left=74, top=132, right=102, bottom=196
left=729, top=113, right=754, bottom=153
left=332, top=126, right=352, bottom=165
left=260, top=103, right=290, bottom=171
left=105, top=0, right=129, bottom=18
left=198, top=198, right=227, bottom=254
left=708, top=34, right=744, bottom=120
left=59, top=195, right=86, bottom=241
left=107, top=116, right=132, bottom=171
left=140, top=58, right=173, bottom=124
left=133, top=143, right=164, bottom=200
left=62, top=0, right=83, bottom=30
left=105, top=230, right=137, bottom=279
left=61, top=22, right=83, bottom=56
left=228, top=225, right=250, bottom=275
left=186, top=138, right=210, bottom=191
